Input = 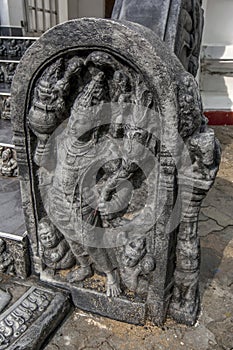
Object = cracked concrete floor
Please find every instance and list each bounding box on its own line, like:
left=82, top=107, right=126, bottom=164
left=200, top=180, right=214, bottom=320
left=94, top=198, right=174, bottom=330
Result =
left=45, top=126, right=233, bottom=350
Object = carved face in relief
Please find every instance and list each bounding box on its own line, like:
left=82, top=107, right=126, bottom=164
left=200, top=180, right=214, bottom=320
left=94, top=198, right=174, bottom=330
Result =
left=124, top=127, right=149, bottom=163
left=2, top=148, right=11, bottom=161
left=38, top=221, right=58, bottom=249
left=123, top=238, right=146, bottom=267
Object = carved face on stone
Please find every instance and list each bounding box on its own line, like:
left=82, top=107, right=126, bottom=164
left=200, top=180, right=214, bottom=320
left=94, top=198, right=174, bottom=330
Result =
left=124, top=127, right=149, bottom=162
left=123, top=238, right=146, bottom=267
left=2, top=148, right=11, bottom=161
left=38, top=221, right=58, bottom=249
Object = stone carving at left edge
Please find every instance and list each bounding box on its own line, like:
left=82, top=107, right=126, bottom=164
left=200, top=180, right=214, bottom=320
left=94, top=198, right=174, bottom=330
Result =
left=0, top=147, right=18, bottom=177
left=0, top=286, right=70, bottom=350
left=11, top=18, right=220, bottom=326
left=0, top=238, right=14, bottom=274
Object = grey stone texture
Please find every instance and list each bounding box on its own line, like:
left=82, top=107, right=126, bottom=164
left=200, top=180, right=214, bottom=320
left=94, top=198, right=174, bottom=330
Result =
left=0, top=288, right=11, bottom=313
left=0, top=38, right=36, bottom=60
left=11, top=18, right=220, bottom=326
left=44, top=126, right=233, bottom=350
left=0, top=146, right=18, bottom=176
left=0, top=284, right=71, bottom=350
left=0, top=119, right=13, bottom=144
left=112, top=0, right=204, bottom=76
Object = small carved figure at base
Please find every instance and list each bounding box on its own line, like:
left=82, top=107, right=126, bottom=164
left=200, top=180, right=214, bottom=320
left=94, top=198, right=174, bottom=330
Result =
left=38, top=217, right=76, bottom=271
left=121, top=238, right=155, bottom=295
left=0, top=239, right=14, bottom=274
left=0, top=148, right=18, bottom=177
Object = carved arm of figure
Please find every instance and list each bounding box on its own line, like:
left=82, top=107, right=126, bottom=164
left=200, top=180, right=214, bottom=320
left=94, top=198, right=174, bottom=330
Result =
left=0, top=251, right=14, bottom=273
left=8, top=158, right=18, bottom=175
left=98, top=174, right=133, bottom=221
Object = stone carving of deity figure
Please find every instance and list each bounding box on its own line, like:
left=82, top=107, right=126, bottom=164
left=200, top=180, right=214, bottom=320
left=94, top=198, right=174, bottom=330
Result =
left=120, top=237, right=155, bottom=295
left=45, top=52, right=140, bottom=297
left=0, top=239, right=14, bottom=274
left=38, top=217, right=76, bottom=271
left=8, top=39, right=21, bottom=58
left=5, top=63, right=16, bottom=85
left=1, top=148, right=18, bottom=177
left=0, top=66, right=4, bottom=83
left=0, top=39, right=7, bottom=57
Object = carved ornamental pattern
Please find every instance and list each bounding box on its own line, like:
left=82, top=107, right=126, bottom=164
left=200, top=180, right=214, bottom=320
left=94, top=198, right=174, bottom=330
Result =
left=0, top=287, right=52, bottom=349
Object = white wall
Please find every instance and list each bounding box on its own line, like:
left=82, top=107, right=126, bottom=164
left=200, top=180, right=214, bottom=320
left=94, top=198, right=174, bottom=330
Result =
left=0, top=0, right=10, bottom=25
left=8, top=0, right=24, bottom=27
left=68, top=0, right=79, bottom=20
left=68, top=0, right=105, bottom=20
left=0, top=0, right=24, bottom=27
left=203, top=0, right=233, bottom=45
left=78, top=0, right=105, bottom=18
left=58, top=0, right=68, bottom=24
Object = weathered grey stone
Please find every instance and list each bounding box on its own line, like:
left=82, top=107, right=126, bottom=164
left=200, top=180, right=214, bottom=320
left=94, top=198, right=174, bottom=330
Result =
left=0, top=285, right=71, bottom=350
left=0, top=233, right=30, bottom=278
left=0, top=38, right=36, bottom=60
left=71, top=285, right=146, bottom=324
left=0, top=62, right=18, bottom=92
left=112, top=0, right=204, bottom=76
left=198, top=219, right=223, bottom=237
left=0, top=288, right=11, bottom=313
left=0, top=146, right=18, bottom=176
left=11, top=18, right=220, bottom=326
left=202, top=206, right=233, bottom=228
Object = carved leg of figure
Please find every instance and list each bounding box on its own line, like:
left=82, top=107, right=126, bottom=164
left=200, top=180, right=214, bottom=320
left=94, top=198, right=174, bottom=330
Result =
left=106, top=269, right=121, bottom=297
left=87, top=246, right=121, bottom=297
left=169, top=188, right=204, bottom=325
left=66, top=240, right=93, bottom=282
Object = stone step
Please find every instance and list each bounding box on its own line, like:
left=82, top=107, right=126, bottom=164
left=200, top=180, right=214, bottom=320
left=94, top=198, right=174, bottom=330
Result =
left=0, top=281, right=71, bottom=350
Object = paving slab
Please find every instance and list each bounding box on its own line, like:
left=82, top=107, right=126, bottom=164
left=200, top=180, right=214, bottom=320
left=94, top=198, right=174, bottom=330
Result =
left=0, top=277, right=71, bottom=350
left=0, top=176, right=25, bottom=236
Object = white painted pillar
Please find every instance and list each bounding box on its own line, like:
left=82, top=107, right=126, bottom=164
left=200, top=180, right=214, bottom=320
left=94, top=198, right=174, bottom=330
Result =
left=58, top=0, right=69, bottom=23
left=0, top=0, right=10, bottom=26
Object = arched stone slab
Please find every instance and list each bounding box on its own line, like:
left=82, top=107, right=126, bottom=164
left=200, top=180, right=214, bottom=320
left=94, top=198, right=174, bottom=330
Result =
left=11, top=18, right=220, bottom=326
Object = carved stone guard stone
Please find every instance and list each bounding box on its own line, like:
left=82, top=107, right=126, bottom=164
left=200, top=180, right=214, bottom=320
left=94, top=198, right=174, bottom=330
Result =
left=11, top=18, right=220, bottom=326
